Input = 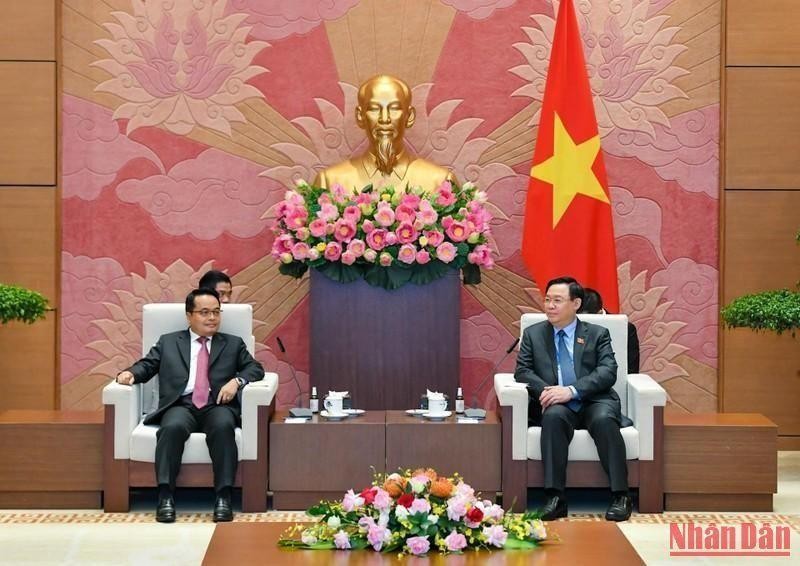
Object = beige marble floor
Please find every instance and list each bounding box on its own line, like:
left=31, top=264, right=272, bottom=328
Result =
left=0, top=452, right=797, bottom=565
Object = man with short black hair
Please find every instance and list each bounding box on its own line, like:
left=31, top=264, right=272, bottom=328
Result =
left=579, top=287, right=640, bottom=374
left=514, top=277, right=631, bottom=521
left=198, top=270, right=233, bottom=303
left=115, top=288, right=264, bottom=523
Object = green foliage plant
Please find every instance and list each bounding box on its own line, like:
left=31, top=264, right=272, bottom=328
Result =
left=0, top=284, right=49, bottom=324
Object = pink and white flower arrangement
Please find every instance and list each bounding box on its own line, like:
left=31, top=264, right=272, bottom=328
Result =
left=271, top=180, right=494, bottom=289
left=279, top=468, right=547, bottom=555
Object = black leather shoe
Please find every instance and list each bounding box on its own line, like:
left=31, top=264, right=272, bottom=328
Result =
left=213, top=496, right=233, bottom=522
left=156, top=497, right=176, bottom=523
left=540, top=495, right=568, bottom=521
left=605, top=494, right=632, bottom=521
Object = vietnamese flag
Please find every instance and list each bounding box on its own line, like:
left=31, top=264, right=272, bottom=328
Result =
left=521, top=0, right=619, bottom=312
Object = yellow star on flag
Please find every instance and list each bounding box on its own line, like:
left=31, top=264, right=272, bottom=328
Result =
left=530, top=112, right=609, bottom=228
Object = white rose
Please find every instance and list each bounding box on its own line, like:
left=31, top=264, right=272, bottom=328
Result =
left=301, top=530, right=317, bottom=545
left=395, top=505, right=409, bottom=520
left=410, top=479, right=425, bottom=494
left=327, top=516, right=341, bottom=529
left=427, top=514, right=439, bottom=525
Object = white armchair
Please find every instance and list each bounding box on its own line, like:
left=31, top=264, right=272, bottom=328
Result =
left=102, top=303, right=277, bottom=512
left=494, top=313, right=666, bottom=513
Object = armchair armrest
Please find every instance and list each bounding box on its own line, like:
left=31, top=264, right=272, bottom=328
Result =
left=102, top=380, right=142, bottom=459
left=240, top=372, right=278, bottom=460
left=494, top=373, right=529, bottom=461
left=627, top=373, right=667, bottom=460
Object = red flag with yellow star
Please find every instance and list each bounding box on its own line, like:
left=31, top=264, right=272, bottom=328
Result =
left=521, top=0, right=619, bottom=312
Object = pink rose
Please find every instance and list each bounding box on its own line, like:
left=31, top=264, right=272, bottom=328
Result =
left=284, top=190, right=304, bottom=206
left=308, top=248, right=321, bottom=261
left=385, top=232, right=398, bottom=245
left=446, top=495, right=468, bottom=521
left=342, top=489, right=364, bottom=512
left=446, top=220, right=469, bottom=242
left=416, top=202, right=438, bottom=225
left=341, top=251, right=356, bottom=265
left=317, top=193, right=331, bottom=206
left=334, top=530, right=351, bottom=550
left=395, top=204, right=416, bottom=223
left=343, top=205, right=361, bottom=222
left=379, top=252, right=393, bottom=266
left=468, top=244, right=492, bottom=266
left=409, top=498, right=431, bottom=515
left=482, top=525, right=507, bottom=547
left=318, top=202, right=339, bottom=222
left=435, top=180, right=456, bottom=206
left=272, top=234, right=294, bottom=257
left=366, top=229, right=388, bottom=251
left=441, top=215, right=454, bottom=229
left=456, top=482, right=475, bottom=499
left=372, top=488, right=392, bottom=512
left=395, top=221, right=418, bottom=244
left=398, top=244, right=417, bottom=264
left=424, top=230, right=445, bottom=247
left=331, top=183, right=347, bottom=204
left=295, top=227, right=310, bottom=241
left=347, top=239, right=366, bottom=257
left=309, top=218, right=327, bottom=238
left=326, top=223, right=335, bottom=235
left=363, top=249, right=377, bottom=263
left=444, top=531, right=467, bottom=552
left=416, top=250, right=431, bottom=264
left=400, top=193, right=421, bottom=209
left=362, top=219, right=376, bottom=233
left=374, top=203, right=396, bottom=227
left=355, top=192, right=373, bottom=205
left=286, top=207, right=308, bottom=229
left=406, top=536, right=430, bottom=556
left=436, top=242, right=457, bottom=263
left=324, top=242, right=342, bottom=261
left=367, top=524, right=391, bottom=551
left=333, top=218, right=357, bottom=242
left=291, top=242, right=310, bottom=260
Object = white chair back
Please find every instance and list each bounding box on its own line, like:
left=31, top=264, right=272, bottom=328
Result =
left=519, top=313, right=629, bottom=414
left=140, top=303, right=256, bottom=416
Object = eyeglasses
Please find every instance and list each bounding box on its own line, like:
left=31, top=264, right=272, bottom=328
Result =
left=190, top=309, right=222, bottom=318
left=544, top=297, right=569, bottom=306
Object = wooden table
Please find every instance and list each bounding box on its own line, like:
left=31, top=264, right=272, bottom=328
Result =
left=270, top=410, right=387, bottom=509
left=203, top=521, right=644, bottom=565
left=385, top=411, right=501, bottom=495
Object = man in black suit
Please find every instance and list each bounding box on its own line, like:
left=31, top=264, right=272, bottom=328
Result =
left=579, top=287, right=640, bottom=374
left=198, top=269, right=233, bottom=304
left=115, top=288, right=264, bottom=523
left=514, top=277, right=631, bottom=521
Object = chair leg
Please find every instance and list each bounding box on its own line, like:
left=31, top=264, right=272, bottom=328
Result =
left=103, top=405, right=130, bottom=512
left=241, top=404, right=270, bottom=513
left=638, top=406, right=664, bottom=513
left=500, top=406, right=527, bottom=512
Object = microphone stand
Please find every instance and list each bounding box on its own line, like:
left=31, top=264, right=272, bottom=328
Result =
left=466, top=337, right=520, bottom=418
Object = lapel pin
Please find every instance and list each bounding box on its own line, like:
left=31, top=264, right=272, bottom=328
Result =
left=576, top=337, right=585, bottom=345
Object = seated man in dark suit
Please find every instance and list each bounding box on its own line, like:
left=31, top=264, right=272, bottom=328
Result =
left=579, top=287, right=640, bottom=373
left=198, top=269, right=233, bottom=304
left=115, top=288, right=264, bottom=523
left=514, top=277, right=632, bottom=521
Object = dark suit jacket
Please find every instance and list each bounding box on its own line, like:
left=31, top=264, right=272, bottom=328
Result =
left=514, top=319, right=620, bottom=424
left=126, top=330, right=265, bottom=425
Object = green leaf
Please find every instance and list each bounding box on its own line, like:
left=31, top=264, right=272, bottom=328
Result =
left=0, top=284, right=49, bottom=325
left=721, top=289, right=800, bottom=336
left=409, top=260, right=451, bottom=285
left=279, top=261, right=309, bottom=279
left=503, top=537, right=539, bottom=549
left=315, top=262, right=364, bottom=284
left=363, top=266, right=413, bottom=290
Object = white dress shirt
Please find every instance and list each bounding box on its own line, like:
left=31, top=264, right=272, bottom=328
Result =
left=182, top=330, right=213, bottom=396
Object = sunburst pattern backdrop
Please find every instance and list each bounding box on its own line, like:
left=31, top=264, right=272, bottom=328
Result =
left=60, top=0, right=720, bottom=413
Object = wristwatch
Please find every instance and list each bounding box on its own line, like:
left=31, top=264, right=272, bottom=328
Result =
left=235, top=377, right=246, bottom=389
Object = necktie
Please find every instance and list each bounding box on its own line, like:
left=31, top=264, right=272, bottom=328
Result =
left=192, top=336, right=210, bottom=409
left=557, top=330, right=581, bottom=412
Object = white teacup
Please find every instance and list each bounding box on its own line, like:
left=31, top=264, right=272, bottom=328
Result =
left=324, top=396, right=345, bottom=415
left=428, top=397, right=447, bottom=414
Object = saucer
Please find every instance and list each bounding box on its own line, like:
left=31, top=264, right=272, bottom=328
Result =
left=422, top=411, right=452, bottom=421
left=344, top=408, right=365, bottom=416
left=405, top=409, right=427, bottom=417
left=320, top=410, right=348, bottom=421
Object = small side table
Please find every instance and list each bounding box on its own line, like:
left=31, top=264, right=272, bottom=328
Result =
left=385, top=411, right=501, bottom=496
left=269, top=410, right=386, bottom=509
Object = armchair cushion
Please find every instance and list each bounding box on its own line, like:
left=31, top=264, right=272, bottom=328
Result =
left=130, top=425, right=243, bottom=463
left=526, top=427, right=639, bottom=460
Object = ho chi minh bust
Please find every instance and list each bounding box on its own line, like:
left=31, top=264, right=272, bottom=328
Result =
left=313, top=75, right=456, bottom=194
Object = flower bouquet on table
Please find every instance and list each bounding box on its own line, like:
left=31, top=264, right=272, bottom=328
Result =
left=278, top=468, right=547, bottom=556
left=270, top=179, right=494, bottom=290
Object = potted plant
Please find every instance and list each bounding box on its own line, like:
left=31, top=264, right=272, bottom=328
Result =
left=720, top=230, right=800, bottom=337
left=0, top=284, right=49, bottom=325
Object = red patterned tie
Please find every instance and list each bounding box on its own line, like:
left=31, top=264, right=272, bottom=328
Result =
left=192, top=336, right=210, bottom=408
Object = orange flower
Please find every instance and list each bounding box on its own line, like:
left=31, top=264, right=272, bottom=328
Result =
left=430, top=478, right=454, bottom=498
left=411, top=468, right=438, bottom=482
left=383, top=474, right=407, bottom=498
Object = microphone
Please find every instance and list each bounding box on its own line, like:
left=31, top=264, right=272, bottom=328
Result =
left=276, top=337, right=304, bottom=407
left=467, top=337, right=521, bottom=418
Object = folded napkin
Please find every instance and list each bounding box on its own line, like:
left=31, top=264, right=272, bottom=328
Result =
left=327, top=390, right=349, bottom=398
left=426, top=389, right=445, bottom=400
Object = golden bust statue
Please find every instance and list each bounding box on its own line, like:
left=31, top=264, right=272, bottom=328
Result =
left=314, top=75, right=456, bottom=193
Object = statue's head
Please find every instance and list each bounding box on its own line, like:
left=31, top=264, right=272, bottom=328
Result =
left=356, top=75, right=416, bottom=174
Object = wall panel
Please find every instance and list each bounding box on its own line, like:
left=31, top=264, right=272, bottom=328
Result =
left=727, top=0, right=800, bottom=66
left=0, top=62, right=56, bottom=185
left=725, top=68, right=800, bottom=189
left=0, top=187, right=57, bottom=298
left=0, top=314, right=57, bottom=410
left=723, top=190, right=800, bottom=302
left=0, top=0, right=56, bottom=61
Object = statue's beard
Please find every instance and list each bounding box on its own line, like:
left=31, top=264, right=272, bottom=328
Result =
left=374, top=134, right=398, bottom=175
